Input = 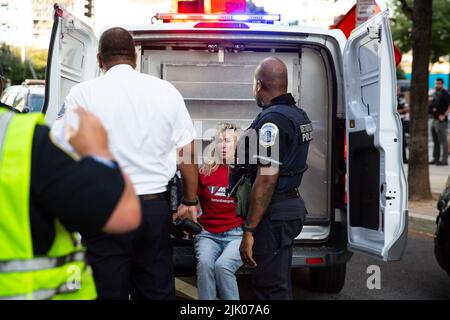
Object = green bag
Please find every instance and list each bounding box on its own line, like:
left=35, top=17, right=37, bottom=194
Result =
left=229, top=175, right=252, bottom=219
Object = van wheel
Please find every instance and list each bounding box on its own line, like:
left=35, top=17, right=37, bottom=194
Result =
left=309, top=264, right=346, bottom=293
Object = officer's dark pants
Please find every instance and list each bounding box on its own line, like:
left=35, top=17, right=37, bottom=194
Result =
left=431, top=120, right=449, bottom=163
left=251, top=200, right=304, bottom=300
left=82, top=197, right=174, bottom=300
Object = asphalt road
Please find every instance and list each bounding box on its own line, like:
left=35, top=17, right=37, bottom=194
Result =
left=178, top=218, right=450, bottom=300
left=291, top=237, right=450, bottom=300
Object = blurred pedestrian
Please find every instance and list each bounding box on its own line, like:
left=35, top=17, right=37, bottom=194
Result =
left=429, top=78, right=449, bottom=166
left=397, top=85, right=409, bottom=164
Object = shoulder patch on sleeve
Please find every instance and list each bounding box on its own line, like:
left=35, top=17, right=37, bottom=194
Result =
left=56, top=102, right=66, bottom=120
left=299, top=122, right=313, bottom=143
left=259, top=122, right=279, bottom=148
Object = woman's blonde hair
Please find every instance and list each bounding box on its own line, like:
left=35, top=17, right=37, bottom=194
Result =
left=199, top=122, right=242, bottom=176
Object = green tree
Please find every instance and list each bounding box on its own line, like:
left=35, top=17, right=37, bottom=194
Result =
left=0, top=45, right=26, bottom=85
left=391, top=0, right=450, bottom=62
left=0, top=45, right=47, bottom=85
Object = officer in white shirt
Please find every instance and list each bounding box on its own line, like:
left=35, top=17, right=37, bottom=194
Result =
left=52, top=27, right=199, bottom=300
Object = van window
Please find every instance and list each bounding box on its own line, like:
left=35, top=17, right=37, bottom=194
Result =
left=28, top=94, right=45, bottom=112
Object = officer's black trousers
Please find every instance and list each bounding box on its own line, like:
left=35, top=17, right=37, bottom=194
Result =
left=82, top=197, right=175, bottom=300
left=251, top=215, right=303, bottom=300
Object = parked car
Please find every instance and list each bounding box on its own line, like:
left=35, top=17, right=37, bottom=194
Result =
left=0, top=79, right=45, bottom=113
left=435, top=176, right=450, bottom=276
left=44, top=4, right=408, bottom=293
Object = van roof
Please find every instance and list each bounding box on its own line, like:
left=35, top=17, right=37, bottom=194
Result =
left=125, top=21, right=346, bottom=44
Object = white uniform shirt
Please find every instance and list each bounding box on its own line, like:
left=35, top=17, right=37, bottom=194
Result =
left=51, top=64, right=195, bottom=195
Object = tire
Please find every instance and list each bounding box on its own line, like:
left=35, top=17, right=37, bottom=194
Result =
left=309, top=263, right=346, bottom=293
left=434, top=207, right=450, bottom=276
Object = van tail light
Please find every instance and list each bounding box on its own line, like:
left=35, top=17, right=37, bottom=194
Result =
left=306, top=258, right=325, bottom=265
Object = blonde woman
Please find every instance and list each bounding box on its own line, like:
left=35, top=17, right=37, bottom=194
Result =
left=196, top=123, right=243, bottom=300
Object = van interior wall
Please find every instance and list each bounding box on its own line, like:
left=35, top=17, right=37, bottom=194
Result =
left=142, top=46, right=331, bottom=222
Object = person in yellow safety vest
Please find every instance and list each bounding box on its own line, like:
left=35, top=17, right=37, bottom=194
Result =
left=0, top=106, right=141, bottom=300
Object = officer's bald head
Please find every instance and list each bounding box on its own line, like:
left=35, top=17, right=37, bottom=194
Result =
left=98, top=27, right=136, bottom=70
left=254, top=57, right=288, bottom=96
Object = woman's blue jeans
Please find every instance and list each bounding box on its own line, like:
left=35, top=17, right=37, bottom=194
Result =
left=194, top=227, right=243, bottom=300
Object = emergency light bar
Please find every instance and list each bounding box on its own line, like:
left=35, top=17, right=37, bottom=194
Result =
left=155, top=13, right=281, bottom=23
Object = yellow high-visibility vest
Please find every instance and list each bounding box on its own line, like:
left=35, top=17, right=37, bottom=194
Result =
left=0, top=109, right=96, bottom=300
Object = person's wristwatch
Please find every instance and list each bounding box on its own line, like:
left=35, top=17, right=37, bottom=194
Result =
left=181, top=198, right=199, bottom=206
left=242, top=221, right=257, bottom=234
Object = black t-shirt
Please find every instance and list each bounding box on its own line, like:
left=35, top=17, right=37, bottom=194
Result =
left=30, top=125, right=125, bottom=255
left=430, top=89, right=450, bottom=121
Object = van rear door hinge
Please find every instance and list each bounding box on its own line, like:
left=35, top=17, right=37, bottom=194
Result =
left=368, top=25, right=381, bottom=41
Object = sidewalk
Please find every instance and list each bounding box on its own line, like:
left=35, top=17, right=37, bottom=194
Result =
left=406, top=163, right=448, bottom=222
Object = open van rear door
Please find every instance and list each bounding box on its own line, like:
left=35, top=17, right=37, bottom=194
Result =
left=43, top=4, right=98, bottom=125
left=343, top=10, right=408, bottom=261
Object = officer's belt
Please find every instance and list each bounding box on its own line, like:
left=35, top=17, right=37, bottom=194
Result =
left=140, top=192, right=167, bottom=201
left=271, top=188, right=300, bottom=204
left=279, top=165, right=308, bottom=177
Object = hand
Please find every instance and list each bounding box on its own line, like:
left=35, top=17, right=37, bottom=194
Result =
left=68, top=107, right=113, bottom=159
left=439, top=114, right=446, bottom=121
left=240, top=232, right=257, bottom=268
left=173, top=204, right=198, bottom=222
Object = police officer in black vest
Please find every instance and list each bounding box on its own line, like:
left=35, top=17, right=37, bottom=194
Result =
left=236, top=57, right=312, bottom=300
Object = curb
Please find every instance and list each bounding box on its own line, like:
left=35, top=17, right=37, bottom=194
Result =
left=409, top=212, right=437, bottom=222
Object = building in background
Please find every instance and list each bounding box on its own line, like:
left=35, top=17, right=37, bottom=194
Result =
left=0, top=0, right=83, bottom=49
left=0, top=0, right=32, bottom=47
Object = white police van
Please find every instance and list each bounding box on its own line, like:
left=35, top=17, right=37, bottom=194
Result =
left=44, top=4, right=408, bottom=293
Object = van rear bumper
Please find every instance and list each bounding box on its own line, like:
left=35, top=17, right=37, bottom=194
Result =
left=291, top=243, right=353, bottom=268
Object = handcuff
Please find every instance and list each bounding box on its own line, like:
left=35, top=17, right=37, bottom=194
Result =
left=181, top=198, right=199, bottom=206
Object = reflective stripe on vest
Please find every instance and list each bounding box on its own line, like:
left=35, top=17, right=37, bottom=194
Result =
left=0, top=251, right=85, bottom=273
left=1, top=267, right=86, bottom=300
left=0, top=109, right=97, bottom=300
left=0, top=112, right=14, bottom=163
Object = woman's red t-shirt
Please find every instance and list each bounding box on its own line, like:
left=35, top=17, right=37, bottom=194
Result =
left=197, top=165, right=243, bottom=233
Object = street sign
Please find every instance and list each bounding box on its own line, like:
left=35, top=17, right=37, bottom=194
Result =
left=356, top=0, right=377, bottom=26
